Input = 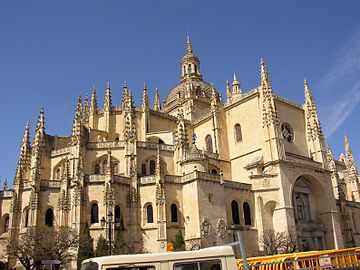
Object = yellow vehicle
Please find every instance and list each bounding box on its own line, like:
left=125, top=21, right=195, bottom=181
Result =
left=81, top=246, right=237, bottom=270
left=237, top=247, right=360, bottom=270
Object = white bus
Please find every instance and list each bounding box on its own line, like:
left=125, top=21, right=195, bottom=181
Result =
left=81, top=246, right=237, bottom=270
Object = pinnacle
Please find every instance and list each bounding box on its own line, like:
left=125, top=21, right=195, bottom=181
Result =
left=186, top=34, right=192, bottom=53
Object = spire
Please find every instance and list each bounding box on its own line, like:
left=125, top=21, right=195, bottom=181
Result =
left=71, top=95, right=83, bottom=146
left=232, top=72, right=242, bottom=94
left=105, top=149, right=113, bottom=179
left=260, top=58, right=272, bottom=90
left=121, top=81, right=128, bottom=110
left=83, top=94, right=90, bottom=127
left=186, top=34, right=193, bottom=54
left=153, top=88, right=161, bottom=111
left=210, top=84, right=220, bottom=112
left=181, top=35, right=201, bottom=81
left=32, top=108, right=45, bottom=155
left=90, top=86, right=98, bottom=115
left=226, top=80, right=232, bottom=103
left=19, top=122, right=31, bottom=169
left=344, top=135, right=358, bottom=174
left=260, top=58, right=279, bottom=127
left=104, top=82, right=112, bottom=111
left=141, top=83, right=150, bottom=111
left=123, top=91, right=136, bottom=142
left=3, top=178, right=8, bottom=191
left=304, top=79, right=323, bottom=140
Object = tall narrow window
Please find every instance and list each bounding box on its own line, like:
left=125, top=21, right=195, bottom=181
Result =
left=146, top=204, right=154, bottom=223
left=115, top=205, right=121, bottom=228
left=94, top=164, right=100, bottom=174
left=113, top=162, right=119, bottom=175
left=56, top=167, right=61, bottom=180
left=24, top=208, right=29, bottom=227
left=91, top=203, right=99, bottom=224
left=243, top=202, right=251, bottom=226
left=149, top=160, right=156, bottom=175
left=4, top=216, right=9, bottom=233
left=231, top=200, right=240, bottom=225
left=45, top=209, right=54, bottom=227
left=205, top=135, right=213, bottom=153
left=141, top=163, right=147, bottom=176
left=171, top=204, right=178, bottom=223
left=234, top=123, right=242, bottom=142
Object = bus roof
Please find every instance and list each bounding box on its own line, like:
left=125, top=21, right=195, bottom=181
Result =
left=82, top=246, right=234, bottom=265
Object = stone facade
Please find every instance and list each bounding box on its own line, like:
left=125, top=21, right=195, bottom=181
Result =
left=1, top=36, right=360, bottom=267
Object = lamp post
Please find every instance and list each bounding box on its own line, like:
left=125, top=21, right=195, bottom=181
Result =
left=100, top=211, right=114, bottom=255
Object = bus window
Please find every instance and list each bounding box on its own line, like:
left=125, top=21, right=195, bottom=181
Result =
left=174, top=260, right=221, bottom=270
left=81, top=262, right=99, bottom=270
left=108, top=267, right=155, bottom=270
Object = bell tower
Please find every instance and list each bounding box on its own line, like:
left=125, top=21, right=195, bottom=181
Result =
left=181, top=35, right=202, bottom=81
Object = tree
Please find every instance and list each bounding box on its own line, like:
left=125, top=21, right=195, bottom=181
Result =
left=95, top=235, right=108, bottom=257
left=4, top=225, right=78, bottom=270
left=172, top=230, right=186, bottom=251
left=113, top=226, right=126, bottom=255
left=77, top=222, right=94, bottom=270
left=260, top=228, right=298, bottom=255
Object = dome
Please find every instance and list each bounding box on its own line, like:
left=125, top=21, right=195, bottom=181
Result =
left=163, top=78, right=214, bottom=106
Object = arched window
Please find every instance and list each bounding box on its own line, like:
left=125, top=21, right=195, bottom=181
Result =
left=94, top=164, right=100, bottom=174
left=91, top=203, right=99, bottom=224
left=101, top=160, right=107, bottom=174
left=159, top=139, right=164, bottom=144
left=234, top=123, right=242, bottom=142
left=231, top=200, right=240, bottom=225
left=115, top=137, right=119, bottom=142
left=205, top=135, right=213, bottom=153
left=56, top=167, right=61, bottom=180
left=4, top=216, right=9, bottom=233
left=141, top=163, right=147, bottom=176
left=243, top=202, right=251, bottom=226
left=113, top=162, right=119, bottom=175
left=211, top=169, right=218, bottom=174
left=171, top=204, right=178, bottom=223
left=149, top=160, right=156, bottom=175
left=24, top=208, right=29, bottom=227
left=146, top=204, right=154, bottom=223
left=115, top=205, right=121, bottom=227
left=45, top=209, right=54, bottom=227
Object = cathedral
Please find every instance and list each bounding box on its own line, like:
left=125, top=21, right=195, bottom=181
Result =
left=1, top=36, right=360, bottom=267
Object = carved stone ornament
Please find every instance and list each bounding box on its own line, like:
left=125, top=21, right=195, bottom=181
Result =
left=201, top=217, right=212, bottom=237
left=216, top=219, right=226, bottom=239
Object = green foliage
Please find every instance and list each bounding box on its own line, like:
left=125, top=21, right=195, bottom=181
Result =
left=113, top=227, right=126, bottom=255
left=95, top=235, right=108, bottom=257
left=77, top=222, right=94, bottom=270
left=172, top=230, right=186, bottom=251
left=5, top=225, right=78, bottom=270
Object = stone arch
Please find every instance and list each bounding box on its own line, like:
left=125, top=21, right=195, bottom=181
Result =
left=231, top=200, right=240, bottom=225
left=23, top=207, right=30, bottom=228
left=147, top=136, right=166, bottom=144
left=291, top=174, right=332, bottom=251
left=92, top=155, right=120, bottom=175
left=53, top=159, right=67, bottom=180
left=1, top=214, right=10, bottom=234
left=263, top=200, right=277, bottom=231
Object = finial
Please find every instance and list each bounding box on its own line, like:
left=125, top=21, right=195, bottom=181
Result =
left=106, top=81, right=110, bottom=90
left=123, top=80, right=127, bottom=89
left=186, top=34, right=192, bottom=53
left=3, top=178, right=8, bottom=191
left=233, top=72, right=237, bottom=82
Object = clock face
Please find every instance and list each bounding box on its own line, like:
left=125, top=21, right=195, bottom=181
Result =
left=281, top=123, right=294, bottom=143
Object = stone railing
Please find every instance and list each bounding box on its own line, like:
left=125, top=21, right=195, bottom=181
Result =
left=224, top=180, right=251, bottom=191
left=114, top=175, right=130, bottom=184
left=87, top=141, right=124, bottom=150
left=286, top=152, right=322, bottom=168
left=51, top=147, right=71, bottom=157
left=181, top=171, right=221, bottom=183
left=88, top=174, right=106, bottom=182
left=41, top=180, right=61, bottom=189
left=136, top=141, right=174, bottom=151
left=140, top=175, right=157, bottom=184
left=1, top=190, right=14, bottom=198
left=206, top=151, right=219, bottom=159
left=165, top=175, right=182, bottom=184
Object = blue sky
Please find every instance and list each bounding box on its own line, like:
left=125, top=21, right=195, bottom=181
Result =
left=1, top=1, right=360, bottom=185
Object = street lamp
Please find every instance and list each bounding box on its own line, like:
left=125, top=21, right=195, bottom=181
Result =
left=100, top=211, right=114, bottom=255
